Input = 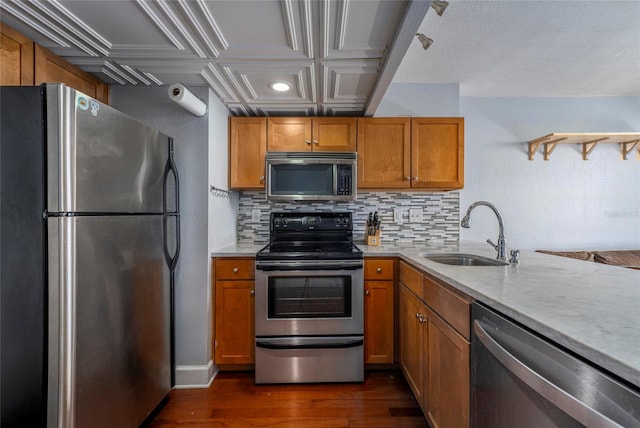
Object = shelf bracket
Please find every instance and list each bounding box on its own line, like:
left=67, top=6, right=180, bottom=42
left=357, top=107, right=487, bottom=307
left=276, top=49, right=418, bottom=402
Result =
left=580, top=138, right=608, bottom=160
left=542, top=138, right=566, bottom=160
left=527, top=136, right=547, bottom=160
left=620, top=139, right=640, bottom=160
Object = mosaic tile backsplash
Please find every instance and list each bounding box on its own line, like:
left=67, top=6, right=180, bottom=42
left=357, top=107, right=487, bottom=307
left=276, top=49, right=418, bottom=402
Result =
left=237, top=191, right=460, bottom=244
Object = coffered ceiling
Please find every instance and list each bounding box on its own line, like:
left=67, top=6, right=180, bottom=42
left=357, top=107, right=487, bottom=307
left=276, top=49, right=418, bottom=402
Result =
left=0, top=0, right=428, bottom=116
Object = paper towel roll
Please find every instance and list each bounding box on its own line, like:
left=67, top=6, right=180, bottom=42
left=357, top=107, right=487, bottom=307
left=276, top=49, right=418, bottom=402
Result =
left=168, top=83, right=207, bottom=117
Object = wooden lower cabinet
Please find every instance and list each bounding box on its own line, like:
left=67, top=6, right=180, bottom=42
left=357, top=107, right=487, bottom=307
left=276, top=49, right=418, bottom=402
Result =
left=398, top=261, right=471, bottom=427
left=399, top=284, right=426, bottom=408
left=425, top=308, right=470, bottom=428
left=213, top=258, right=255, bottom=365
left=364, top=258, right=395, bottom=364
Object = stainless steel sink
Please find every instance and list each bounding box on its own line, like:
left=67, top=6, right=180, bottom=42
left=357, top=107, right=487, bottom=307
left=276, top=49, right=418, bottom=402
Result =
left=422, top=253, right=509, bottom=266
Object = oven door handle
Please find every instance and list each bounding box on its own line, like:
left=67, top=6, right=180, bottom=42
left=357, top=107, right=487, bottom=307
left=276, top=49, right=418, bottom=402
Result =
left=256, top=338, right=364, bottom=350
left=256, top=261, right=363, bottom=271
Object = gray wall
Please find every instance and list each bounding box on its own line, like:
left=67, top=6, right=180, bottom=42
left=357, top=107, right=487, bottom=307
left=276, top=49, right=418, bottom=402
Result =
left=376, top=82, right=640, bottom=250
left=111, top=86, right=210, bottom=367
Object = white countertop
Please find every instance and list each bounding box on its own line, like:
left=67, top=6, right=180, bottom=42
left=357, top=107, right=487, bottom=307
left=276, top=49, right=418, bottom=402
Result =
left=212, top=240, right=640, bottom=389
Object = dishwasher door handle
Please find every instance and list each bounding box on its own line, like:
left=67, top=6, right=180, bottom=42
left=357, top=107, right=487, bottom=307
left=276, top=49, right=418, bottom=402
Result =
left=474, top=320, right=635, bottom=428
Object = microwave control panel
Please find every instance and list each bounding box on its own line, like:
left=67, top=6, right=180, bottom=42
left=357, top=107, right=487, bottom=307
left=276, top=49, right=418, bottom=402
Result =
left=336, top=165, right=353, bottom=195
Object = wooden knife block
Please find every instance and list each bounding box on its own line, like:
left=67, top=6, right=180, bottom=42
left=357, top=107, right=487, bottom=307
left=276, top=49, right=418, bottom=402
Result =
left=366, top=229, right=381, bottom=246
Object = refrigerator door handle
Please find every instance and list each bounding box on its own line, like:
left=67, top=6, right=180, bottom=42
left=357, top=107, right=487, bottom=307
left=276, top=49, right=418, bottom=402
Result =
left=162, top=138, right=180, bottom=271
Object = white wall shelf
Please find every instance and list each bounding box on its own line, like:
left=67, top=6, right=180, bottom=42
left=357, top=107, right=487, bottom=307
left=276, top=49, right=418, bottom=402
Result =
left=527, top=133, right=640, bottom=160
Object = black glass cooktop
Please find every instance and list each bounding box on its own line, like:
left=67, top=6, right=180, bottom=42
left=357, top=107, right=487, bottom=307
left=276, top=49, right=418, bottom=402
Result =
left=256, top=241, right=363, bottom=261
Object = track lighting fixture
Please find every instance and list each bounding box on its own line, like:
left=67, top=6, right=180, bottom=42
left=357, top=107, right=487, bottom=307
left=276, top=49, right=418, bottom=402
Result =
left=415, top=33, right=433, bottom=50
left=431, top=0, right=449, bottom=16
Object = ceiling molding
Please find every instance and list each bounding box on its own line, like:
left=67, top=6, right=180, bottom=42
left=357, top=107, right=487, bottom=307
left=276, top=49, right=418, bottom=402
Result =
left=195, top=0, right=228, bottom=50
left=38, top=0, right=112, bottom=55
left=155, top=0, right=207, bottom=58
left=335, top=0, right=349, bottom=51
left=1, top=1, right=101, bottom=56
left=281, top=0, right=299, bottom=53
left=253, top=104, right=318, bottom=117
left=0, top=0, right=421, bottom=116
left=135, top=0, right=185, bottom=51
left=175, top=0, right=219, bottom=57
left=300, top=0, right=313, bottom=59
left=321, top=60, right=380, bottom=104
left=200, top=63, right=240, bottom=103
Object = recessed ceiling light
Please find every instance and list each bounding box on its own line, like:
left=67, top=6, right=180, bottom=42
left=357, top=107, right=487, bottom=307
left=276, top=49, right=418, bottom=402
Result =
left=270, top=82, right=291, bottom=92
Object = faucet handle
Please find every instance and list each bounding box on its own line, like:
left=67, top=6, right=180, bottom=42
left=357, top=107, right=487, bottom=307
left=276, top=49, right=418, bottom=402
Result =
left=509, top=249, right=520, bottom=264
left=486, top=238, right=498, bottom=251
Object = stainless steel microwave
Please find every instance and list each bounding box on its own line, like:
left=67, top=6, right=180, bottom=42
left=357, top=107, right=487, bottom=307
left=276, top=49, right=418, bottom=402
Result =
left=265, top=152, right=357, bottom=201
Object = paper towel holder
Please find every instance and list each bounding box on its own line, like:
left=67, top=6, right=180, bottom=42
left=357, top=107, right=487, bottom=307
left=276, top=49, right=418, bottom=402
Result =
left=168, top=83, right=208, bottom=117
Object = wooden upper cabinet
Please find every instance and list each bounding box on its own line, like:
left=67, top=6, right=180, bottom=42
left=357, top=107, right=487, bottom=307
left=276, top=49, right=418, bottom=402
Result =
left=0, top=23, right=109, bottom=103
left=268, top=117, right=356, bottom=152
left=34, top=45, right=109, bottom=103
left=357, top=117, right=411, bottom=189
left=229, top=117, right=267, bottom=189
left=412, top=117, right=464, bottom=190
left=0, top=23, right=34, bottom=86
left=268, top=117, right=312, bottom=151
left=312, top=117, right=356, bottom=151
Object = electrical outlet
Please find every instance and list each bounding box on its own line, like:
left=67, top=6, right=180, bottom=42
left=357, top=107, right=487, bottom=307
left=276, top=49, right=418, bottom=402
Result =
left=251, top=209, right=261, bottom=222
left=394, top=209, right=403, bottom=224
left=409, top=208, right=423, bottom=223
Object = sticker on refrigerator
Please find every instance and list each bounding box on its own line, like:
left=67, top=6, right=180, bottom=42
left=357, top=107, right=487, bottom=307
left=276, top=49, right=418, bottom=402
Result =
left=90, top=100, right=100, bottom=116
left=78, top=97, right=89, bottom=110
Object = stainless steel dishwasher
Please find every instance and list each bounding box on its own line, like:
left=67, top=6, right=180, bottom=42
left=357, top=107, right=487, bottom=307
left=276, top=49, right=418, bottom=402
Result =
left=472, top=302, right=640, bottom=428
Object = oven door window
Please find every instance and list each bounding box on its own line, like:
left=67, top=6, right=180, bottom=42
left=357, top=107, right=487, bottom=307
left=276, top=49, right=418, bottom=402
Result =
left=270, top=164, right=334, bottom=196
left=267, top=276, right=352, bottom=318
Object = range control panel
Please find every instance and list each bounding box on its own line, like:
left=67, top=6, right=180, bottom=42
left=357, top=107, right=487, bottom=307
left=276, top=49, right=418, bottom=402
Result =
left=270, top=212, right=352, bottom=231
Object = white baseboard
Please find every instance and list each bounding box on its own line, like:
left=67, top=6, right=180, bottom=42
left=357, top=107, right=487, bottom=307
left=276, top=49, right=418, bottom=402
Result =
left=174, top=360, right=218, bottom=388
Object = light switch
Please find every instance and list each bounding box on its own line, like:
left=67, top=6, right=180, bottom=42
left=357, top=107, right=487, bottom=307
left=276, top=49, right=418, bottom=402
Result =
left=252, top=209, right=261, bottom=222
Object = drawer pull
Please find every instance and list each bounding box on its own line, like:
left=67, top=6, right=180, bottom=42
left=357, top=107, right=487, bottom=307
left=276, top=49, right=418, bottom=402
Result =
left=232, top=267, right=239, bottom=273
left=376, top=267, right=382, bottom=273
left=365, top=289, right=370, bottom=296
left=250, top=289, right=255, bottom=296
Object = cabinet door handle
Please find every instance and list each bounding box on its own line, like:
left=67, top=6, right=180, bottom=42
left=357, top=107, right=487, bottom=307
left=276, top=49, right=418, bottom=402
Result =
left=259, top=175, right=264, bottom=182
left=305, top=139, right=311, bottom=145
left=232, top=267, right=239, bottom=273
left=413, top=176, right=419, bottom=181
left=313, top=140, right=318, bottom=145
left=365, top=289, right=370, bottom=296
left=376, top=267, right=382, bottom=273
left=250, top=289, right=255, bottom=296
left=405, top=176, right=411, bottom=181
left=417, top=314, right=426, bottom=324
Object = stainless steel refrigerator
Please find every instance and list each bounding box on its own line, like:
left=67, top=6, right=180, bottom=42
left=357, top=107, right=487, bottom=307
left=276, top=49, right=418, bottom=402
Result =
left=0, top=83, right=180, bottom=428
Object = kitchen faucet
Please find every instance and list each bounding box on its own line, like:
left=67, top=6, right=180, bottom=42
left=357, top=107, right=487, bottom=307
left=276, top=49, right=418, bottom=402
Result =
left=461, top=201, right=507, bottom=262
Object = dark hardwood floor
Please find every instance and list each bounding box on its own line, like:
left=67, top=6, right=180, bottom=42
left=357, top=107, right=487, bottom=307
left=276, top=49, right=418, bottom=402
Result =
left=147, top=370, right=428, bottom=427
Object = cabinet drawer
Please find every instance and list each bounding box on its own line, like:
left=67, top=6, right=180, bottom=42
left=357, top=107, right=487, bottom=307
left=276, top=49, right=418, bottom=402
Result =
left=364, top=258, right=395, bottom=280
left=423, top=275, right=471, bottom=340
left=215, top=258, right=255, bottom=280
left=399, top=261, right=423, bottom=299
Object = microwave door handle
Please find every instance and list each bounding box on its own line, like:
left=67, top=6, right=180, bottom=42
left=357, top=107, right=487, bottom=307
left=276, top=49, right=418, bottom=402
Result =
left=333, top=164, right=338, bottom=196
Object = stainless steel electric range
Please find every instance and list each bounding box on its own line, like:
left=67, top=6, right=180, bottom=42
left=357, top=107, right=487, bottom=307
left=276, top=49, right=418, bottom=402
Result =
left=254, top=212, right=364, bottom=384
